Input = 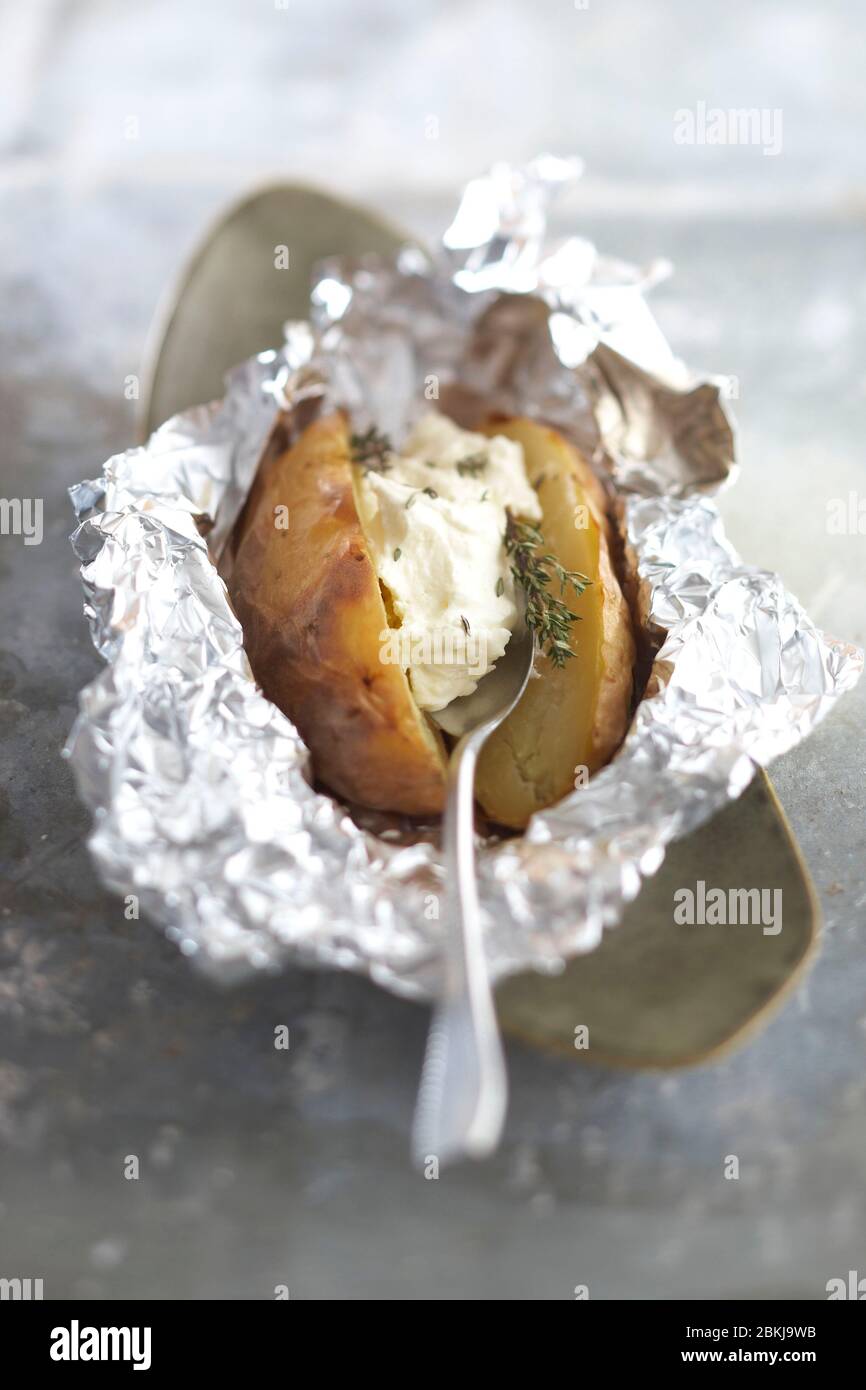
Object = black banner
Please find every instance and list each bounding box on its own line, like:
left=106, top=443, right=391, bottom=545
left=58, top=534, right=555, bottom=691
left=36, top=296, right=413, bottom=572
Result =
left=1, top=1298, right=861, bottom=1372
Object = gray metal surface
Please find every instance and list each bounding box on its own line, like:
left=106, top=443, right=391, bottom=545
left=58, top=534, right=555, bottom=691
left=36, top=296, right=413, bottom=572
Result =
left=1, top=0, right=864, bottom=1300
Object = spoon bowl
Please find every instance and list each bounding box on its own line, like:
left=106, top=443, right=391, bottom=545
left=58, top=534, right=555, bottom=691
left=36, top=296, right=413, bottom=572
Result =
left=430, top=624, right=536, bottom=741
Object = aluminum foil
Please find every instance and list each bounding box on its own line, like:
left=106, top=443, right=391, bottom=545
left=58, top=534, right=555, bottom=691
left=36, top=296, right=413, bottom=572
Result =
left=67, top=156, right=862, bottom=998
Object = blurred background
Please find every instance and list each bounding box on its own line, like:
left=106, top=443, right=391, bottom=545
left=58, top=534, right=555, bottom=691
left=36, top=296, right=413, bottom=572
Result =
left=1, top=0, right=864, bottom=1299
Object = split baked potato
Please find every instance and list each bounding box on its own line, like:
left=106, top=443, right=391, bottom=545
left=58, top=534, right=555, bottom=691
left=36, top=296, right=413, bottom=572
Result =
left=474, top=418, right=635, bottom=827
left=226, top=411, right=634, bottom=827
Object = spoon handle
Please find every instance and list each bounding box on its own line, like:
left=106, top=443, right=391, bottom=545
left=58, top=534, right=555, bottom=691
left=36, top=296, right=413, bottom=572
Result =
left=411, top=729, right=507, bottom=1168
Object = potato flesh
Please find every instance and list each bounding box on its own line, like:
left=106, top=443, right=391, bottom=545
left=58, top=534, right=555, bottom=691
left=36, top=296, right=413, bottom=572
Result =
left=474, top=419, right=633, bottom=829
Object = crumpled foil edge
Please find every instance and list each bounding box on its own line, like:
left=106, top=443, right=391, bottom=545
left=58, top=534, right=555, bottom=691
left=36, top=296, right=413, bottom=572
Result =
left=65, top=156, right=863, bottom=999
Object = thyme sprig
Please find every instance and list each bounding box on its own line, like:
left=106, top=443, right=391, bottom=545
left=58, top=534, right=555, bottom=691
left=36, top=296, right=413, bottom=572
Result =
left=456, top=452, right=487, bottom=478
left=350, top=426, right=393, bottom=472
left=504, top=511, right=591, bottom=668
left=405, top=485, right=438, bottom=509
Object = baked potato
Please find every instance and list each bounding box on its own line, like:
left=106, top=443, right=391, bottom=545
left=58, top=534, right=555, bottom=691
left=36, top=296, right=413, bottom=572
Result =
left=474, top=418, right=635, bottom=827
left=226, top=413, right=449, bottom=815
left=225, top=410, right=634, bottom=827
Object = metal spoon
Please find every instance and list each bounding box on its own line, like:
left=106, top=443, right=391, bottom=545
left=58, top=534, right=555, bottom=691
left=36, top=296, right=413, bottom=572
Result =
left=136, top=181, right=534, bottom=1164
left=412, top=622, right=536, bottom=1168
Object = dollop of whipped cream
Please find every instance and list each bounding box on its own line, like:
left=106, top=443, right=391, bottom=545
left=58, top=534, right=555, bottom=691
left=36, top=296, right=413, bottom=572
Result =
left=355, top=412, right=542, bottom=712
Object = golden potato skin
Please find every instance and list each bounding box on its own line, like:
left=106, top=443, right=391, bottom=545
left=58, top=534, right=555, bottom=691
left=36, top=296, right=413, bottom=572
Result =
left=227, top=414, right=448, bottom=815
left=474, top=418, right=635, bottom=829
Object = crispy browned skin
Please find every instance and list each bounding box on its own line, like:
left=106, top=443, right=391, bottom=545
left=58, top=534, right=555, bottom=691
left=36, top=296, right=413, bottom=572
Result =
left=227, top=414, right=448, bottom=815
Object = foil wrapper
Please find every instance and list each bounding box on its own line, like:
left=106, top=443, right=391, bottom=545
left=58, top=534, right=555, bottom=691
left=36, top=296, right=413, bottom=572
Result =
left=67, top=157, right=862, bottom=998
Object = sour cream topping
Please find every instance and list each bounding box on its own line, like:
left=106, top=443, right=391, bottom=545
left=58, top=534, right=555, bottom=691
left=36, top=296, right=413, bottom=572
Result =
left=355, top=413, right=541, bottom=711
